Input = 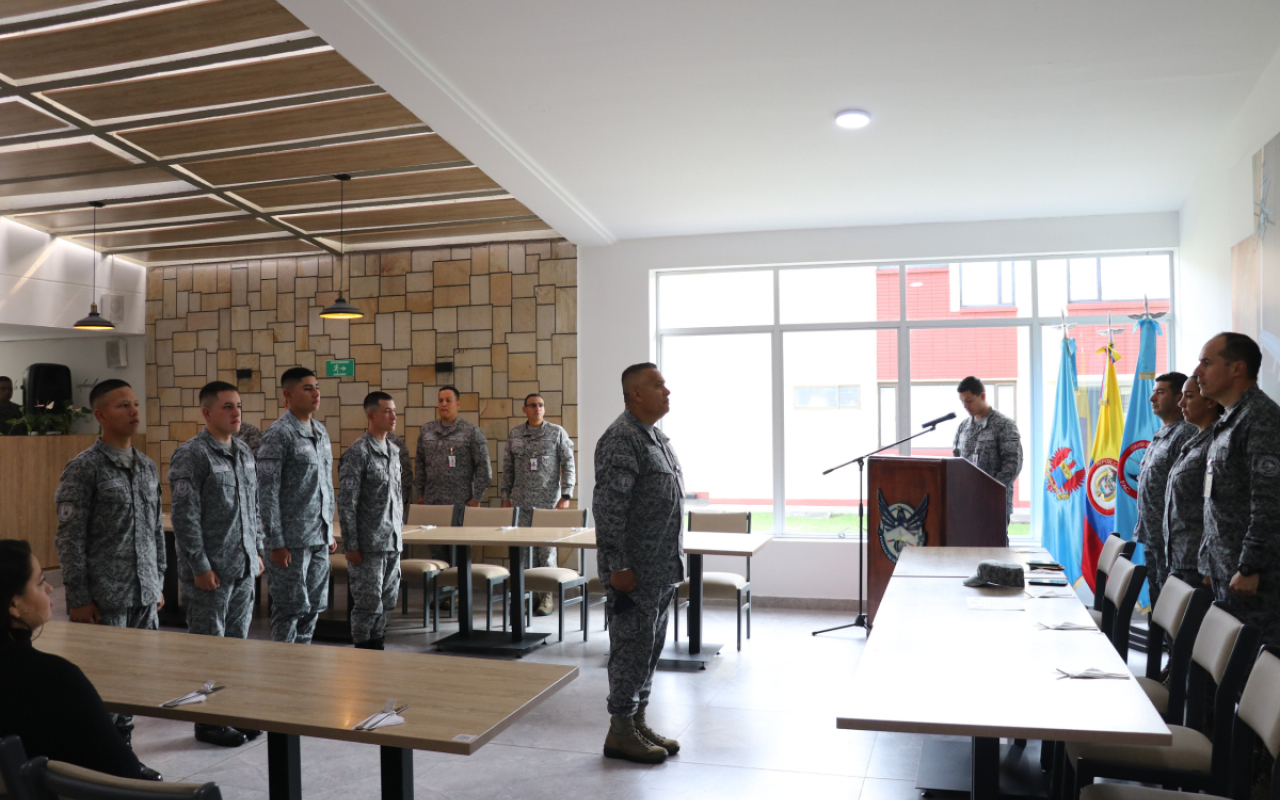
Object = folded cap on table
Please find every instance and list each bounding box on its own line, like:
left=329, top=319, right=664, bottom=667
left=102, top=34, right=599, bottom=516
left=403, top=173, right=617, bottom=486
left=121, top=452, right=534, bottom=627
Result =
left=962, top=560, right=1026, bottom=589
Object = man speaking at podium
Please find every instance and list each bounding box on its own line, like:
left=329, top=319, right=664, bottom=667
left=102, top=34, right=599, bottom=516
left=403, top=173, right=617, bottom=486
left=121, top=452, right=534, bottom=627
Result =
left=952, top=376, right=1023, bottom=528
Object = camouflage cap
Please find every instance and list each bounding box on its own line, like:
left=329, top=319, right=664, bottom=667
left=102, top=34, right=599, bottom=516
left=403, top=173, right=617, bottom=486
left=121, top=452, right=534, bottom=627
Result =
left=963, top=560, right=1026, bottom=588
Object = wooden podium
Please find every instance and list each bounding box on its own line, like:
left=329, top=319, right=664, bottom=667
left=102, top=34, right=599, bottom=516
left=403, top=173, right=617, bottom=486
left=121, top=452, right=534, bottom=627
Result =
left=866, top=455, right=1007, bottom=623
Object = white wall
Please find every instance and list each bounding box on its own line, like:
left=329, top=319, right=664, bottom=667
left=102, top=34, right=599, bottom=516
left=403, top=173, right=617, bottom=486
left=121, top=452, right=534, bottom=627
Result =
left=1178, top=43, right=1280, bottom=353
left=0, top=336, right=148, bottom=431
left=579, top=212, right=1179, bottom=599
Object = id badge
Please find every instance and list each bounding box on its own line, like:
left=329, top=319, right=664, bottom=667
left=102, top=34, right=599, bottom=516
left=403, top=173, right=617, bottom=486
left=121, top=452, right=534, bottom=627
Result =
left=1203, top=458, right=1214, bottom=499
left=448, top=455, right=457, bottom=468
left=530, top=457, right=539, bottom=472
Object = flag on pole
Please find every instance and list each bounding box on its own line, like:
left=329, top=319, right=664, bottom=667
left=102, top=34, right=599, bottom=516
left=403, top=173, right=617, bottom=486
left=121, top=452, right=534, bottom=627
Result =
left=1041, top=337, right=1088, bottom=587
left=1114, top=318, right=1163, bottom=606
left=1082, top=342, right=1125, bottom=591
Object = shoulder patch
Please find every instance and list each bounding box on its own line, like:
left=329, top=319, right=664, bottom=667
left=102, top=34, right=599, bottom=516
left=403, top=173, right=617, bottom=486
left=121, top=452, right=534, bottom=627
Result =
left=341, top=476, right=360, bottom=492
left=57, top=502, right=75, bottom=522
left=173, top=479, right=192, bottom=497
left=259, top=460, right=279, bottom=475
left=614, top=473, right=635, bottom=492
left=1259, top=455, right=1280, bottom=478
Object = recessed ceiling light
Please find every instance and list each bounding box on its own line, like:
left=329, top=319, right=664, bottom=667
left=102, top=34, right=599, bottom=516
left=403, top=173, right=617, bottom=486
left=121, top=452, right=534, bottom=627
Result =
left=835, top=109, right=871, bottom=130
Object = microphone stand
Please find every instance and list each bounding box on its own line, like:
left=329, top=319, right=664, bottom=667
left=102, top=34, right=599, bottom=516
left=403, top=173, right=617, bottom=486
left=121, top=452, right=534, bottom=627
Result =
left=812, top=422, right=950, bottom=636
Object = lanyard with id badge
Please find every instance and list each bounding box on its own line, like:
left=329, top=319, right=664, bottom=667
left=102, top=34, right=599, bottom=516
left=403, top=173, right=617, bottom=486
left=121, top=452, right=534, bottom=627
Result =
left=448, top=446, right=456, bottom=469
left=1204, top=457, right=1214, bottom=499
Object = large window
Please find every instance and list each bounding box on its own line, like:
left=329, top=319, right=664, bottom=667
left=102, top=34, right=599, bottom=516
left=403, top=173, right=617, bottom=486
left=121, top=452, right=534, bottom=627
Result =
left=654, top=253, right=1176, bottom=540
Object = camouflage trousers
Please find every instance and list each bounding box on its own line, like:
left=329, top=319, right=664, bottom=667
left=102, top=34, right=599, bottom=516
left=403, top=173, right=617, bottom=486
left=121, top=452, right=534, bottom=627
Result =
left=180, top=570, right=255, bottom=640
left=524, top=547, right=557, bottom=606
left=265, top=545, right=330, bottom=644
left=349, top=552, right=400, bottom=644
left=606, top=583, right=677, bottom=717
left=1141, top=539, right=1169, bottom=605
left=98, top=604, right=159, bottom=736
left=1209, top=572, right=1280, bottom=649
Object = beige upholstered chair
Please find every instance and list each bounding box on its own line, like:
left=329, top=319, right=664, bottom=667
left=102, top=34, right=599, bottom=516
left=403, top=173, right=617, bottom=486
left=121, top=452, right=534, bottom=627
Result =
left=1099, top=555, right=1146, bottom=656
left=0, top=736, right=31, bottom=800
left=674, top=511, right=753, bottom=651
left=1087, top=534, right=1135, bottom=625
left=1137, top=576, right=1211, bottom=722
left=524, top=508, right=590, bottom=642
left=22, top=756, right=222, bottom=799
left=433, top=506, right=515, bottom=631
left=400, top=504, right=456, bottom=628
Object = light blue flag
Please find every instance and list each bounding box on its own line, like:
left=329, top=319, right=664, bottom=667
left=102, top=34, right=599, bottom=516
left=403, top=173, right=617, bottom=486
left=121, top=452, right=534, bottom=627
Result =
left=1114, top=318, right=1163, bottom=607
left=1041, top=337, right=1088, bottom=587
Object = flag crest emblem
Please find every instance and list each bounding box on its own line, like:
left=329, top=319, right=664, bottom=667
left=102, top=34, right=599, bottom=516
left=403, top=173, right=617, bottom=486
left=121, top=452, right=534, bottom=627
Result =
left=1045, top=447, right=1086, bottom=500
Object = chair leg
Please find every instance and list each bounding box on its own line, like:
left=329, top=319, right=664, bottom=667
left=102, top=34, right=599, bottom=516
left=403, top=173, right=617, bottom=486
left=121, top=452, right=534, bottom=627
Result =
left=422, top=574, right=429, bottom=629
left=402, top=577, right=410, bottom=615
left=747, top=589, right=752, bottom=639
left=737, top=589, right=743, bottom=652
left=432, top=587, right=440, bottom=634
left=557, top=586, right=565, bottom=643
left=488, top=581, right=496, bottom=631
left=582, top=587, right=589, bottom=642
left=673, top=596, right=680, bottom=642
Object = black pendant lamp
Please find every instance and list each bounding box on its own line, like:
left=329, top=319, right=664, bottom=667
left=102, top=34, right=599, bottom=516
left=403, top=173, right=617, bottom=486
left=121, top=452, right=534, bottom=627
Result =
left=73, top=201, right=115, bottom=330
left=319, top=173, right=363, bottom=320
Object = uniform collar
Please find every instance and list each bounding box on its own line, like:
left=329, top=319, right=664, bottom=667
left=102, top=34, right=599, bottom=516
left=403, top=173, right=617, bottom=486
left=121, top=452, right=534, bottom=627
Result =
left=92, top=438, right=134, bottom=469
left=197, top=427, right=240, bottom=458
left=623, top=409, right=662, bottom=445
left=1219, top=384, right=1263, bottom=426
left=283, top=409, right=316, bottom=439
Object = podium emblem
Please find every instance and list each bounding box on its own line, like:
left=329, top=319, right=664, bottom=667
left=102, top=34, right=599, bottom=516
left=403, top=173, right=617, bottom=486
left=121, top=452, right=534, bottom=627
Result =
left=877, top=490, right=929, bottom=563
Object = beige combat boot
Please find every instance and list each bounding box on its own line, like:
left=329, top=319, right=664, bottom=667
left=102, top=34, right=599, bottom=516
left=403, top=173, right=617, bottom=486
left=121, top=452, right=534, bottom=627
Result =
left=635, top=702, right=680, bottom=755
left=603, top=714, right=668, bottom=763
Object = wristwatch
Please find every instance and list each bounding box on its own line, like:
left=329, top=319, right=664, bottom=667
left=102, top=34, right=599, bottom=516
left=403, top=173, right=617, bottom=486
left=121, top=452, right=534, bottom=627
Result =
left=561, top=494, right=571, bottom=501
left=1239, top=564, right=1258, bottom=577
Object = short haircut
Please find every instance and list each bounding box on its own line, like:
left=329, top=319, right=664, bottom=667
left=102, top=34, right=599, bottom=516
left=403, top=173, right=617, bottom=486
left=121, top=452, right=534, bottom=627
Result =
left=523, top=393, right=544, bottom=406
left=89, top=379, right=131, bottom=407
left=956, top=376, right=984, bottom=396
left=1215, top=332, right=1263, bottom=381
left=438, top=385, right=460, bottom=402
left=363, top=391, right=393, bottom=412
left=0, top=376, right=11, bottom=385
left=621, top=362, right=658, bottom=402
left=199, top=381, right=239, bottom=407
left=1155, top=372, right=1188, bottom=392
left=280, top=367, right=316, bottom=391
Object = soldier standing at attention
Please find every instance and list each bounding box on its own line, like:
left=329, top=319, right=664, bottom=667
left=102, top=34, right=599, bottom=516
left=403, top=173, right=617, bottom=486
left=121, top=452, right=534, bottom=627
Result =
left=502, top=393, right=576, bottom=616
left=168, top=381, right=265, bottom=748
left=595, top=363, right=685, bottom=765
left=953, top=376, right=1023, bottom=530
left=257, top=367, right=336, bottom=644
left=54, top=379, right=163, bottom=779
left=1163, top=376, right=1223, bottom=587
left=414, top=386, right=491, bottom=559
left=339, top=392, right=403, bottom=651
left=1194, top=332, right=1280, bottom=648
left=1132, top=372, right=1195, bottom=604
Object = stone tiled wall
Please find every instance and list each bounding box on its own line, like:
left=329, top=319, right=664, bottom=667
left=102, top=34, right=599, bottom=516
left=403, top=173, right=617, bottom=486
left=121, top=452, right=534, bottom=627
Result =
left=144, top=238, right=578, bottom=562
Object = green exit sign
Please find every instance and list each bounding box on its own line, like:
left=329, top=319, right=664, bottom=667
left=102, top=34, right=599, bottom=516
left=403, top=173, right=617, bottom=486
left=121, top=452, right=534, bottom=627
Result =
left=325, top=359, right=355, bottom=378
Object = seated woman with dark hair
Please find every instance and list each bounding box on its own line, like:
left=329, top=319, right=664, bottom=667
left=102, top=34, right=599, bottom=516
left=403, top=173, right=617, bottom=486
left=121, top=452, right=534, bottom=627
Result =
left=0, top=539, right=157, bottom=780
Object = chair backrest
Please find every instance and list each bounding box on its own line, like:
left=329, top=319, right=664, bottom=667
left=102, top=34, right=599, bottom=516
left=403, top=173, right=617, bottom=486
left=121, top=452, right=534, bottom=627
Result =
left=1097, top=534, right=1128, bottom=575
left=1092, top=536, right=1136, bottom=612
left=687, top=511, right=751, bottom=533
left=0, top=736, right=31, bottom=800
left=1231, top=646, right=1280, bottom=800
left=530, top=508, right=588, bottom=527
left=406, top=504, right=456, bottom=527
left=1145, top=580, right=1213, bottom=723
left=1151, top=575, right=1197, bottom=640
left=1184, top=603, right=1261, bottom=783
left=463, top=505, right=518, bottom=527
left=22, top=758, right=222, bottom=800
left=1103, top=555, right=1136, bottom=606
left=1193, top=604, right=1247, bottom=684
left=1101, top=556, right=1146, bottom=657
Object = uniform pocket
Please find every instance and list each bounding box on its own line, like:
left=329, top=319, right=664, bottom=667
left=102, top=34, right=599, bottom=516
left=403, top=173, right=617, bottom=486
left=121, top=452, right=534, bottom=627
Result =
left=97, top=477, right=130, bottom=505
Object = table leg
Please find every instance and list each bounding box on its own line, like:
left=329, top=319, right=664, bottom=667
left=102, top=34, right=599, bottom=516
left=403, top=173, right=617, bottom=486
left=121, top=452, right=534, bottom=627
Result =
left=380, top=746, right=413, bottom=800
left=508, top=545, right=526, bottom=643
left=457, top=544, right=473, bottom=638
left=160, top=530, right=184, bottom=626
left=688, top=553, right=704, bottom=655
left=267, top=732, right=301, bottom=800
left=971, top=736, right=999, bottom=800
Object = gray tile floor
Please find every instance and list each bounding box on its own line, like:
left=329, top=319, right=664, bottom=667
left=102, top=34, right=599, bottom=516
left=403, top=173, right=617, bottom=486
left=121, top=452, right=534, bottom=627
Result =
left=48, top=585, right=931, bottom=800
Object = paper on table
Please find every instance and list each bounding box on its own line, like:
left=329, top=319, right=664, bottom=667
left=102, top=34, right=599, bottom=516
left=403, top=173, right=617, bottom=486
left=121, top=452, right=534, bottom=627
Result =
left=366, top=714, right=405, bottom=731
left=416, top=525, right=436, bottom=530
left=1026, top=590, right=1077, bottom=599
left=159, top=693, right=207, bottom=708
left=966, top=597, right=1026, bottom=611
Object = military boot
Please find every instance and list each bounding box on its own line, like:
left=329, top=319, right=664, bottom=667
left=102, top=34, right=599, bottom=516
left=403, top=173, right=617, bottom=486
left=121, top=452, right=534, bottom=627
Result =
left=603, top=714, right=668, bottom=763
left=635, top=702, right=680, bottom=755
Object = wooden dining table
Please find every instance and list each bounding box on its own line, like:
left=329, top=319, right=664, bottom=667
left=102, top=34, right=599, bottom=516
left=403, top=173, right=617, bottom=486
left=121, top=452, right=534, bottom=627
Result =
left=36, top=620, right=577, bottom=800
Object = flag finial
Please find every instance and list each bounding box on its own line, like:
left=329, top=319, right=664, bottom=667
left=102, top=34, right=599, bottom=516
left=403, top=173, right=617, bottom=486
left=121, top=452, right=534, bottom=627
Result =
left=1048, top=309, right=1077, bottom=340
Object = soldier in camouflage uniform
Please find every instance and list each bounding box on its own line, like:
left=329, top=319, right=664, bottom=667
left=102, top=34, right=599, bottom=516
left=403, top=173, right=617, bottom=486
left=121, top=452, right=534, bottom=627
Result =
left=339, top=392, right=403, bottom=650
left=953, top=376, right=1024, bottom=528
left=53, top=379, right=163, bottom=777
left=1132, top=372, right=1196, bottom=603
left=1163, top=376, right=1222, bottom=586
left=595, top=363, right=684, bottom=765
left=257, top=368, right=336, bottom=644
left=1194, top=333, right=1280, bottom=648
left=388, top=430, right=415, bottom=506
left=168, top=382, right=265, bottom=748
left=415, top=386, right=491, bottom=559
left=233, top=421, right=262, bottom=457
left=502, top=393, right=576, bottom=615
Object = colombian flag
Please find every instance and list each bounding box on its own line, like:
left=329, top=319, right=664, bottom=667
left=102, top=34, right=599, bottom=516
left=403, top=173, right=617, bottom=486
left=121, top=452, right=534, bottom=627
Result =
left=1082, top=343, right=1124, bottom=591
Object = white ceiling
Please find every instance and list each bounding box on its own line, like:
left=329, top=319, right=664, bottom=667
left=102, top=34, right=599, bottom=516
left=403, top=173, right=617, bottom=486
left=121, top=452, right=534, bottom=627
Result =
left=282, top=1, right=1280, bottom=244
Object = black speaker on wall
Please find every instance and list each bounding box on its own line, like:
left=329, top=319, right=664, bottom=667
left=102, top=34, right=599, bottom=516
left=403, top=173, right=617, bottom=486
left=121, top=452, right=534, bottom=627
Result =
left=24, top=363, right=72, bottom=414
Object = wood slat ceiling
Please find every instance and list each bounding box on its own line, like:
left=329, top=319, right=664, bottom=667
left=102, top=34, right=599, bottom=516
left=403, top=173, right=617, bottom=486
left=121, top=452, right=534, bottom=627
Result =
left=0, top=0, right=556, bottom=266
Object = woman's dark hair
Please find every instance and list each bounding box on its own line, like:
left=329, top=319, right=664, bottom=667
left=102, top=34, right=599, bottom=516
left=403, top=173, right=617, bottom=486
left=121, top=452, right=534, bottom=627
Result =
left=0, top=539, right=35, bottom=639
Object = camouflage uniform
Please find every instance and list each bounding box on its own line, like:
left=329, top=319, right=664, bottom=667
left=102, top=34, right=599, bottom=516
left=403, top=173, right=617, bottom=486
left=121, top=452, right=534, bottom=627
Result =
left=54, top=439, right=165, bottom=738
left=388, top=431, right=415, bottom=505
left=168, top=430, right=262, bottom=639
left=233, top=422, right=263, bottom=457
left=338, top=433, right=403, bottom=645
left=1164, top=426, right=1214, bottom=584
left=414, top=419, right=491, bottom=559
left=953, top=408, right=1023, bottom=525
left=502, top=421, right=576, bottom=584
left=594, top=410, right=684, bottom=718
left=257, top=411, right=335, bottom=644
left=1199, top=385, right=1280, bottom=648
left=1133, top=420, right=1197, bottom=599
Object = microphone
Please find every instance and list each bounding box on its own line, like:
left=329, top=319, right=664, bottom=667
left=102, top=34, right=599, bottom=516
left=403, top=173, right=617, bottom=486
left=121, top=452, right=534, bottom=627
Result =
left=922, top=412, right=957, bottom=429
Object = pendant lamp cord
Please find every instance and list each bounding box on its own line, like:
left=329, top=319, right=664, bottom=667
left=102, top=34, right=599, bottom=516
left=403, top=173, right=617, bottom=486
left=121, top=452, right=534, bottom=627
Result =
left=340, top=176, right=346, bottom=298
left=91, top=203, right=97, bottom=307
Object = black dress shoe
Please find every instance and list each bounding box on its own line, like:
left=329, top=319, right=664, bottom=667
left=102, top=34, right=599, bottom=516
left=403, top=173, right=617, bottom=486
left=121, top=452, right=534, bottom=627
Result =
left=137, top=765, right=163, bottom=781
left=234, top=728, right=263, bottom=741
left=194, top=724, right=248, bottom=748
left=369, top=637, right=385, bottom=650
